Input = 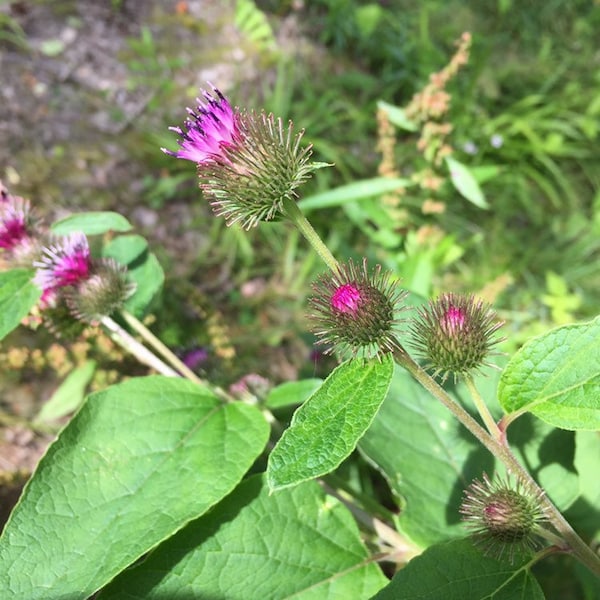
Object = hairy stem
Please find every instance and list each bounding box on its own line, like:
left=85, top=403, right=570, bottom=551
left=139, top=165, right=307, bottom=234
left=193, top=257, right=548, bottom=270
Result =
left=463, top=374, right=503, bottom=440
left=281, top=197, right=339, bottom=273
left=120, top=310, right=204, bottom=384
left=101, top=315, right=179, bottom=378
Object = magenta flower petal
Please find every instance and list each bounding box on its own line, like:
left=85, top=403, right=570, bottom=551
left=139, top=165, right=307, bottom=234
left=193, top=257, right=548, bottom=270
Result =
left=34, top=232, right=91, bottom=294
left=162, top=86, right=242, bottom=164
left=0, top=198, right=29, bottom=250
left=331, top=283, right=362, bottom=314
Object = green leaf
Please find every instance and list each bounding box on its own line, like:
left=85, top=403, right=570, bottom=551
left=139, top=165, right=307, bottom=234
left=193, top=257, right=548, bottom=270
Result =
left=267, top=356, right=394, bottom=492
left=377, top=100, right=418, bottom=131
left=51, top=211, right=132, bottom=235
left=39, top=39, right=65, bottom=56
left=265, top=378, right=323, bottom=409
left=565, top=431, right=600, bottom=541
left=0, top=376, right=269, bottom=599
left=498, top=317, right=600, bottom=430
left=507, top=414, right=579, bottom=511
left=298, top=177, right=411, bottom=213
left=445, top=156, right=490, bottom=209
left=102, top=234, right=164, bottom=316
left=35, top=360, right=96, bottom=423
left=0, top=269, right=41, bottom=341
left=371, top=538, right=544, bottom=599
left=359, top=366, right=494, bottom=547
left=99, top=475, right=387, bottom=599
left=355, top=4, right=383, bottom=38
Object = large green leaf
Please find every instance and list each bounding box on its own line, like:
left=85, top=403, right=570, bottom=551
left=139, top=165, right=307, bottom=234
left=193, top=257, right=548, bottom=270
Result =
left=267, top=355, right=394, bottom=492
left=51, top=211, right=132, bottom=235
left=298, top=177, right=411, bottom=213
left=565, top=431, right=600, bottom=541
left=102, top=234, right=164, bottom=316
left=0, top=376, right=269, bottom=599
left=359, top=366, right=494, bottom=547
left=99, top=475, right=387, bottom=599
left=0, top=269, right=41, bottom=341
left=371, top=538, right=544, bottom=599
left=498, top=317, right=600, bottom=430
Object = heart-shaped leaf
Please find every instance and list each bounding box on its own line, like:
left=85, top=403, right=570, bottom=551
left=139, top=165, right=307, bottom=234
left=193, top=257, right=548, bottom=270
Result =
left=0, top=376, right=269, bottom=599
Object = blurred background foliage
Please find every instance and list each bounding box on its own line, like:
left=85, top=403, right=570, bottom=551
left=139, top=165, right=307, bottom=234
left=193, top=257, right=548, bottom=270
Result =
left=1, top=0, right=599, bottom=389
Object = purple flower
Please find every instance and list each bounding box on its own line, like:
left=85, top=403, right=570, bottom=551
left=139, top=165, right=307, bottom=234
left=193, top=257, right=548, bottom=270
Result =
left=442, top=305, right=466, bottom=331
left=409, top=293, right=504, bottom=381
left=162, top=86, right=242, bottom=164
left=0, top=193, right=41, bottom=265
left=181, top=347, right=209, bottom=370
left=0, top=196, right=30, bottom=251
left=460, top=474, right=548, bottom=563
left=331, top=283, right=362, bottom=314
left=34, top=232, right=91, bottom=298
left=163, top=84, right=324, bottom=229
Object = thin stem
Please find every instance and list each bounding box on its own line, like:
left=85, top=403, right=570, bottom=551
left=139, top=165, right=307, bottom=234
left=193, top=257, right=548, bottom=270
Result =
left=463, top=374, right=503, bottom=440
left=120, top=310, right=204, bottom=385
left=320, top=480, right=420, bottom=561
left=392, top=346, right=600, bottom=577
left=281, top=197, right=339, bottom=272
left=393, top=347, right=493, bottom=449
left=101, top=315, right=179, bottom=378
left=119, top=311, right=234, bottom=403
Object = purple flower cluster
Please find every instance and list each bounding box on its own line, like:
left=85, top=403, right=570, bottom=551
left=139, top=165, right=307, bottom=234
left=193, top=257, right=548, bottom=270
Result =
left=1, top=180, right=133, bottom=322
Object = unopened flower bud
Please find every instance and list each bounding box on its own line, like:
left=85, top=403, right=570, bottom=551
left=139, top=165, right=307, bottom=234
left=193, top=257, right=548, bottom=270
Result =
left=409, top=292, right=503, bottom=380
left=65, top=258, right=135, bottom=323
left=460, top=474, right=548, bottom=562
left=163, top=85, right=327, bottom=229
left=309, top=258, right=406, bottom=359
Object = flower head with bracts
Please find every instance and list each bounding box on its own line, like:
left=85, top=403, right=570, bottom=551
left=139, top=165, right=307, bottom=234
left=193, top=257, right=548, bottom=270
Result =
left=163, top=85, right=328, bottom=229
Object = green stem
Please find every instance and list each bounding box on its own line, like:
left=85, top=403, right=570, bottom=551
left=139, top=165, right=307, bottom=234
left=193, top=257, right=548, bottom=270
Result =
left=463, top=374, right=503, bottom=440
left=101, top=315, right=178, bottom=378
left=119, top=310, right=233, bottom=403
left=120, top=310, right=204, bottom=385
left=320, top=480, right=420, bottom=560
left=281, top=197, right=339, bottom=272
left=392, top=346, right=600, bottom=577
